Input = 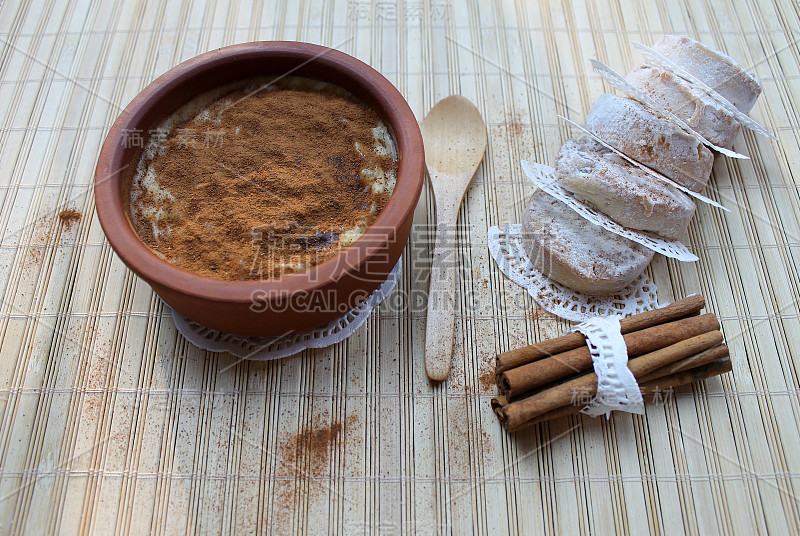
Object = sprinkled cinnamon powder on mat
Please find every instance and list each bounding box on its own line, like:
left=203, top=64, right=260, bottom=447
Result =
left=129, top=77, right=398, bottom=281
left=281, top=421, right=344, bottom=475
left=478, top=368, right=496, bottom=391
left=58, top=209, right=81, bottom=229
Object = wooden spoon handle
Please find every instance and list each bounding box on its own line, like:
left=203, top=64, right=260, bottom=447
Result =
left=425, top=199, right=460, bottom=381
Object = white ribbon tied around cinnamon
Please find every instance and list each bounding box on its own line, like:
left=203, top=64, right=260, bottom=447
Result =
left=571, top=316, right=645, bottom=418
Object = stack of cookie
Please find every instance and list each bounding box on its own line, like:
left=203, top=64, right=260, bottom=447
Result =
left=522, top=35, right=762, bottom=295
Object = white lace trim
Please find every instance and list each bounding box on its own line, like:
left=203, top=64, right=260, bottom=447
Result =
left=171, top=259, right=402, bottom=360
left=488, top=224, right=660, bottom=322
left=571, top=317, right=645, bottom=418
left=521, top=161, right=699, bottom=262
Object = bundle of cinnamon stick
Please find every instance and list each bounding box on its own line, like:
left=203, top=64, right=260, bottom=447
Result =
left=492, top=295, right=731, bottom=432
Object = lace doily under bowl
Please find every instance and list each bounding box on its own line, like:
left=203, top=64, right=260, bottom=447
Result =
left=94, top=42, right=424, bottom=337
left=172, top=259, right=402, bottom=360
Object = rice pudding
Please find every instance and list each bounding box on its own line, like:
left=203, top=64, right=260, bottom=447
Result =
left=128, top=76, right=398, bottom=281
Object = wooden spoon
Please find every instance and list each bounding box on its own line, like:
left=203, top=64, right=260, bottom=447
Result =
left=421, top=95, right=487, bottom=381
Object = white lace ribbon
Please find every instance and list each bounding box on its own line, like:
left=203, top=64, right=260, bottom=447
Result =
left=571, top=317, right=645, bottom=418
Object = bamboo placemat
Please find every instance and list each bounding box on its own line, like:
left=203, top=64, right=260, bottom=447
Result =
left=1, top=0, right=799, bottom=533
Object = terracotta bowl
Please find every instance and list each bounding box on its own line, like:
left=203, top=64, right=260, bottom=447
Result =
left=95, top=41, right=424, bottom=337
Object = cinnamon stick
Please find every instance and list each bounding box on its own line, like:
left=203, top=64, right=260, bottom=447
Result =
left=638, top=343, right=729, bottom=383
left=638, top=357, right=732, bottom=392
left=515, top=357, right=732, bottom=430
left=499, top=313, right=719, bottom=398
left=497, top=331, right=724, bottom=430
left=490, top=344, right=728, bottom=415
left=495, top=294, right=705, bottom=373
left=491, top=396, right=508, bottom=412
left=518, top=345, right=729, bottom=427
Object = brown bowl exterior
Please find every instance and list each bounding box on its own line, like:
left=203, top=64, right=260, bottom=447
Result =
left=94, top=42, right=424, bottom=336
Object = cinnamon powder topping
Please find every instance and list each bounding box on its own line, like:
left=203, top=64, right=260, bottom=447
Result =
left=129, top=77, right=398, bottom=281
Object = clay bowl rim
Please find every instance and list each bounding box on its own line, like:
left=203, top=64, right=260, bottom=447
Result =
left=94, top=41, right=424, bottom=304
